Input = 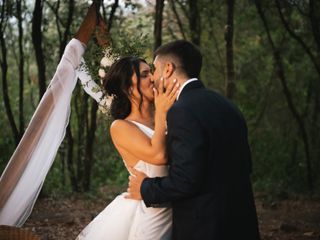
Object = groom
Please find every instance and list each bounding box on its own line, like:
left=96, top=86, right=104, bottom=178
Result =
left=127, top=40, right=261, bottom=240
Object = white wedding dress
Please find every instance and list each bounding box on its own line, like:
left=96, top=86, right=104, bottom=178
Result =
left=76, top=121, right=172, bottom=240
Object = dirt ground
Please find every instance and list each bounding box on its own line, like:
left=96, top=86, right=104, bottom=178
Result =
left=21, top=190, right=320, bottom=240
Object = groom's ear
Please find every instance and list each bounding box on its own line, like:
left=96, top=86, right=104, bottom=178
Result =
left=164, top=62, right=175, bottom=78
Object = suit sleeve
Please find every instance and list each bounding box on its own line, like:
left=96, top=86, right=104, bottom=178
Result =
left=141, top=106, right=207, bottom=206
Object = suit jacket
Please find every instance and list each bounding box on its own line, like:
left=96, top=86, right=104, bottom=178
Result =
left=141, top=80, right=261, bottom=240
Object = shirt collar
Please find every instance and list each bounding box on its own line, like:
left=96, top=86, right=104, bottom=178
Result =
left=176, top=78, right=198, bottom=100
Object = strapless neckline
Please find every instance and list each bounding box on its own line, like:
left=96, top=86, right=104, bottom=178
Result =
left=128, top=120, right=154, bottom=132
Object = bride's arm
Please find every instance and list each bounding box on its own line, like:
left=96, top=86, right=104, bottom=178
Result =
left=110, top=79, right=179, bottom=166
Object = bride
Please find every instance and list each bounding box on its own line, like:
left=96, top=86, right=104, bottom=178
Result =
left=76, top=4, right=179, bottom=239
left=76, top=7, right=180, bottom=239
left=0, top=3, right=178, bottom=240
left=76, top=56, right=179, bottom=240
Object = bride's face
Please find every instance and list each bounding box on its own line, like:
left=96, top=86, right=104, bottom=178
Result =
left=130, top=62, right=154, bottom=103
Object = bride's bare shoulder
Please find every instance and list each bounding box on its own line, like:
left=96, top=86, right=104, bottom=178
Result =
left=110, top=119, right=136, bottom=136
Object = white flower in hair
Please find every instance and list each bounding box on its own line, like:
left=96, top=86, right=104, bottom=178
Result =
left=100, top=56, right=113, bottom=67
left=98, top=68, right=106, bottom=78
left=100, top=46, right=119, bottom=69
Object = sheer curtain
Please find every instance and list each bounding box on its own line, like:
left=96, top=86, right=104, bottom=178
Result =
left=0, top=38, right=86, bottom=226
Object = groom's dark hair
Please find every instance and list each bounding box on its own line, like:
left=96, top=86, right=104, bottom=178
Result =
left=154, top=40, right=202, bottom=78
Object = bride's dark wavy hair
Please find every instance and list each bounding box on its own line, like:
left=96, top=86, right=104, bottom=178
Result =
left=103, top=56, right=146, bottom=119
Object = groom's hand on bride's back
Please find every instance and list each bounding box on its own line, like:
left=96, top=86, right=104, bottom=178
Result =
left=125, top=167, right=147, bottom=200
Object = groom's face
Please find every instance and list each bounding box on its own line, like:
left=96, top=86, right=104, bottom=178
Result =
left=152, top=56, right=162, bottom=89
left=151, top=56, right=168, bottom=90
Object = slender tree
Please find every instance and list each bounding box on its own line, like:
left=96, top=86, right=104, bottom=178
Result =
left=309, top=0, right=320, bottom=52
left=1, top=0, right=20, bottom=145
left=83, top=102, right=98, bottom=191
left=169, top=0, right=186, bottom=39
left=188, top=0, right=201, bottom=46
left=31, top=0, right=46, bottom=101
left=154, top=0, right=164, bottom=51
left=60, top=0, right=74, bottom=58
left=60, top=0, right=76, bottom=189
left=16, top=0, right=25, bottom=138
left=225, top=0, right=235, bottom=98
left=108, top=0, right=119, bottom=31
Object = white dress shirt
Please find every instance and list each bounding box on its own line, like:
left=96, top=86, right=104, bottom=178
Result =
left=176, top=78, right=198, bottom=100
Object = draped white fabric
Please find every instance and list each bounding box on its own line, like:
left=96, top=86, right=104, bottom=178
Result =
left=0, top=38, right=85, bottom=226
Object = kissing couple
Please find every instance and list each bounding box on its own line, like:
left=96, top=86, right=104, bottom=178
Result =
left=75, top=4, right=261, bottom=240
left=0, top=3, right=261, bottom=240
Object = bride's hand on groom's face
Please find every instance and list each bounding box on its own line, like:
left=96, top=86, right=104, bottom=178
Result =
left=125, top=167, right=147, bottom=200
left=154, top=78, right=179, bottom=113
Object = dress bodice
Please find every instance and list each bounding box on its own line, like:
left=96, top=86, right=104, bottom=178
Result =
left=128, top=121, right=168, bottom=178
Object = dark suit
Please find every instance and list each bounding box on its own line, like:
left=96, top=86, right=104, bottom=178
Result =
left=141, top=80, right=260, bottom=240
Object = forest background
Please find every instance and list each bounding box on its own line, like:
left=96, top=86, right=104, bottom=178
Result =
left=0, top=0, right=320, bottom=200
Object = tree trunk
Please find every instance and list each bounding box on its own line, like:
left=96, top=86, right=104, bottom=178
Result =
left=188, top=0, right=201, bottom=46
left=83, top=102, right=98, bottom=191
left=169, top=0, right=186, bottom=40
left=225, top=0, right=235, bottom=99
left=108, top=0, right=119, bottom=31
left=32, top=0, right=46, bottom=101
left=312, top=90, right=320, bottom=172
left=60, top=0, right=75, bottom=188
left=1, top=0, right=19, bottom=146
left=154, top=0, right=164, bottom=51
left=309, top=0, right=320, bottom=52
left=255, top=0, right=314, bottom=193
left=76, top=93, right=88, bottom=191
left=60, top=0, right=74, bottom=58
left=17, top=0, right=25, bottom=138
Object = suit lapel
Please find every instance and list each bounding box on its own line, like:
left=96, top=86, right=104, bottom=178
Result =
left=166, top=80, right=205, bottom=165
